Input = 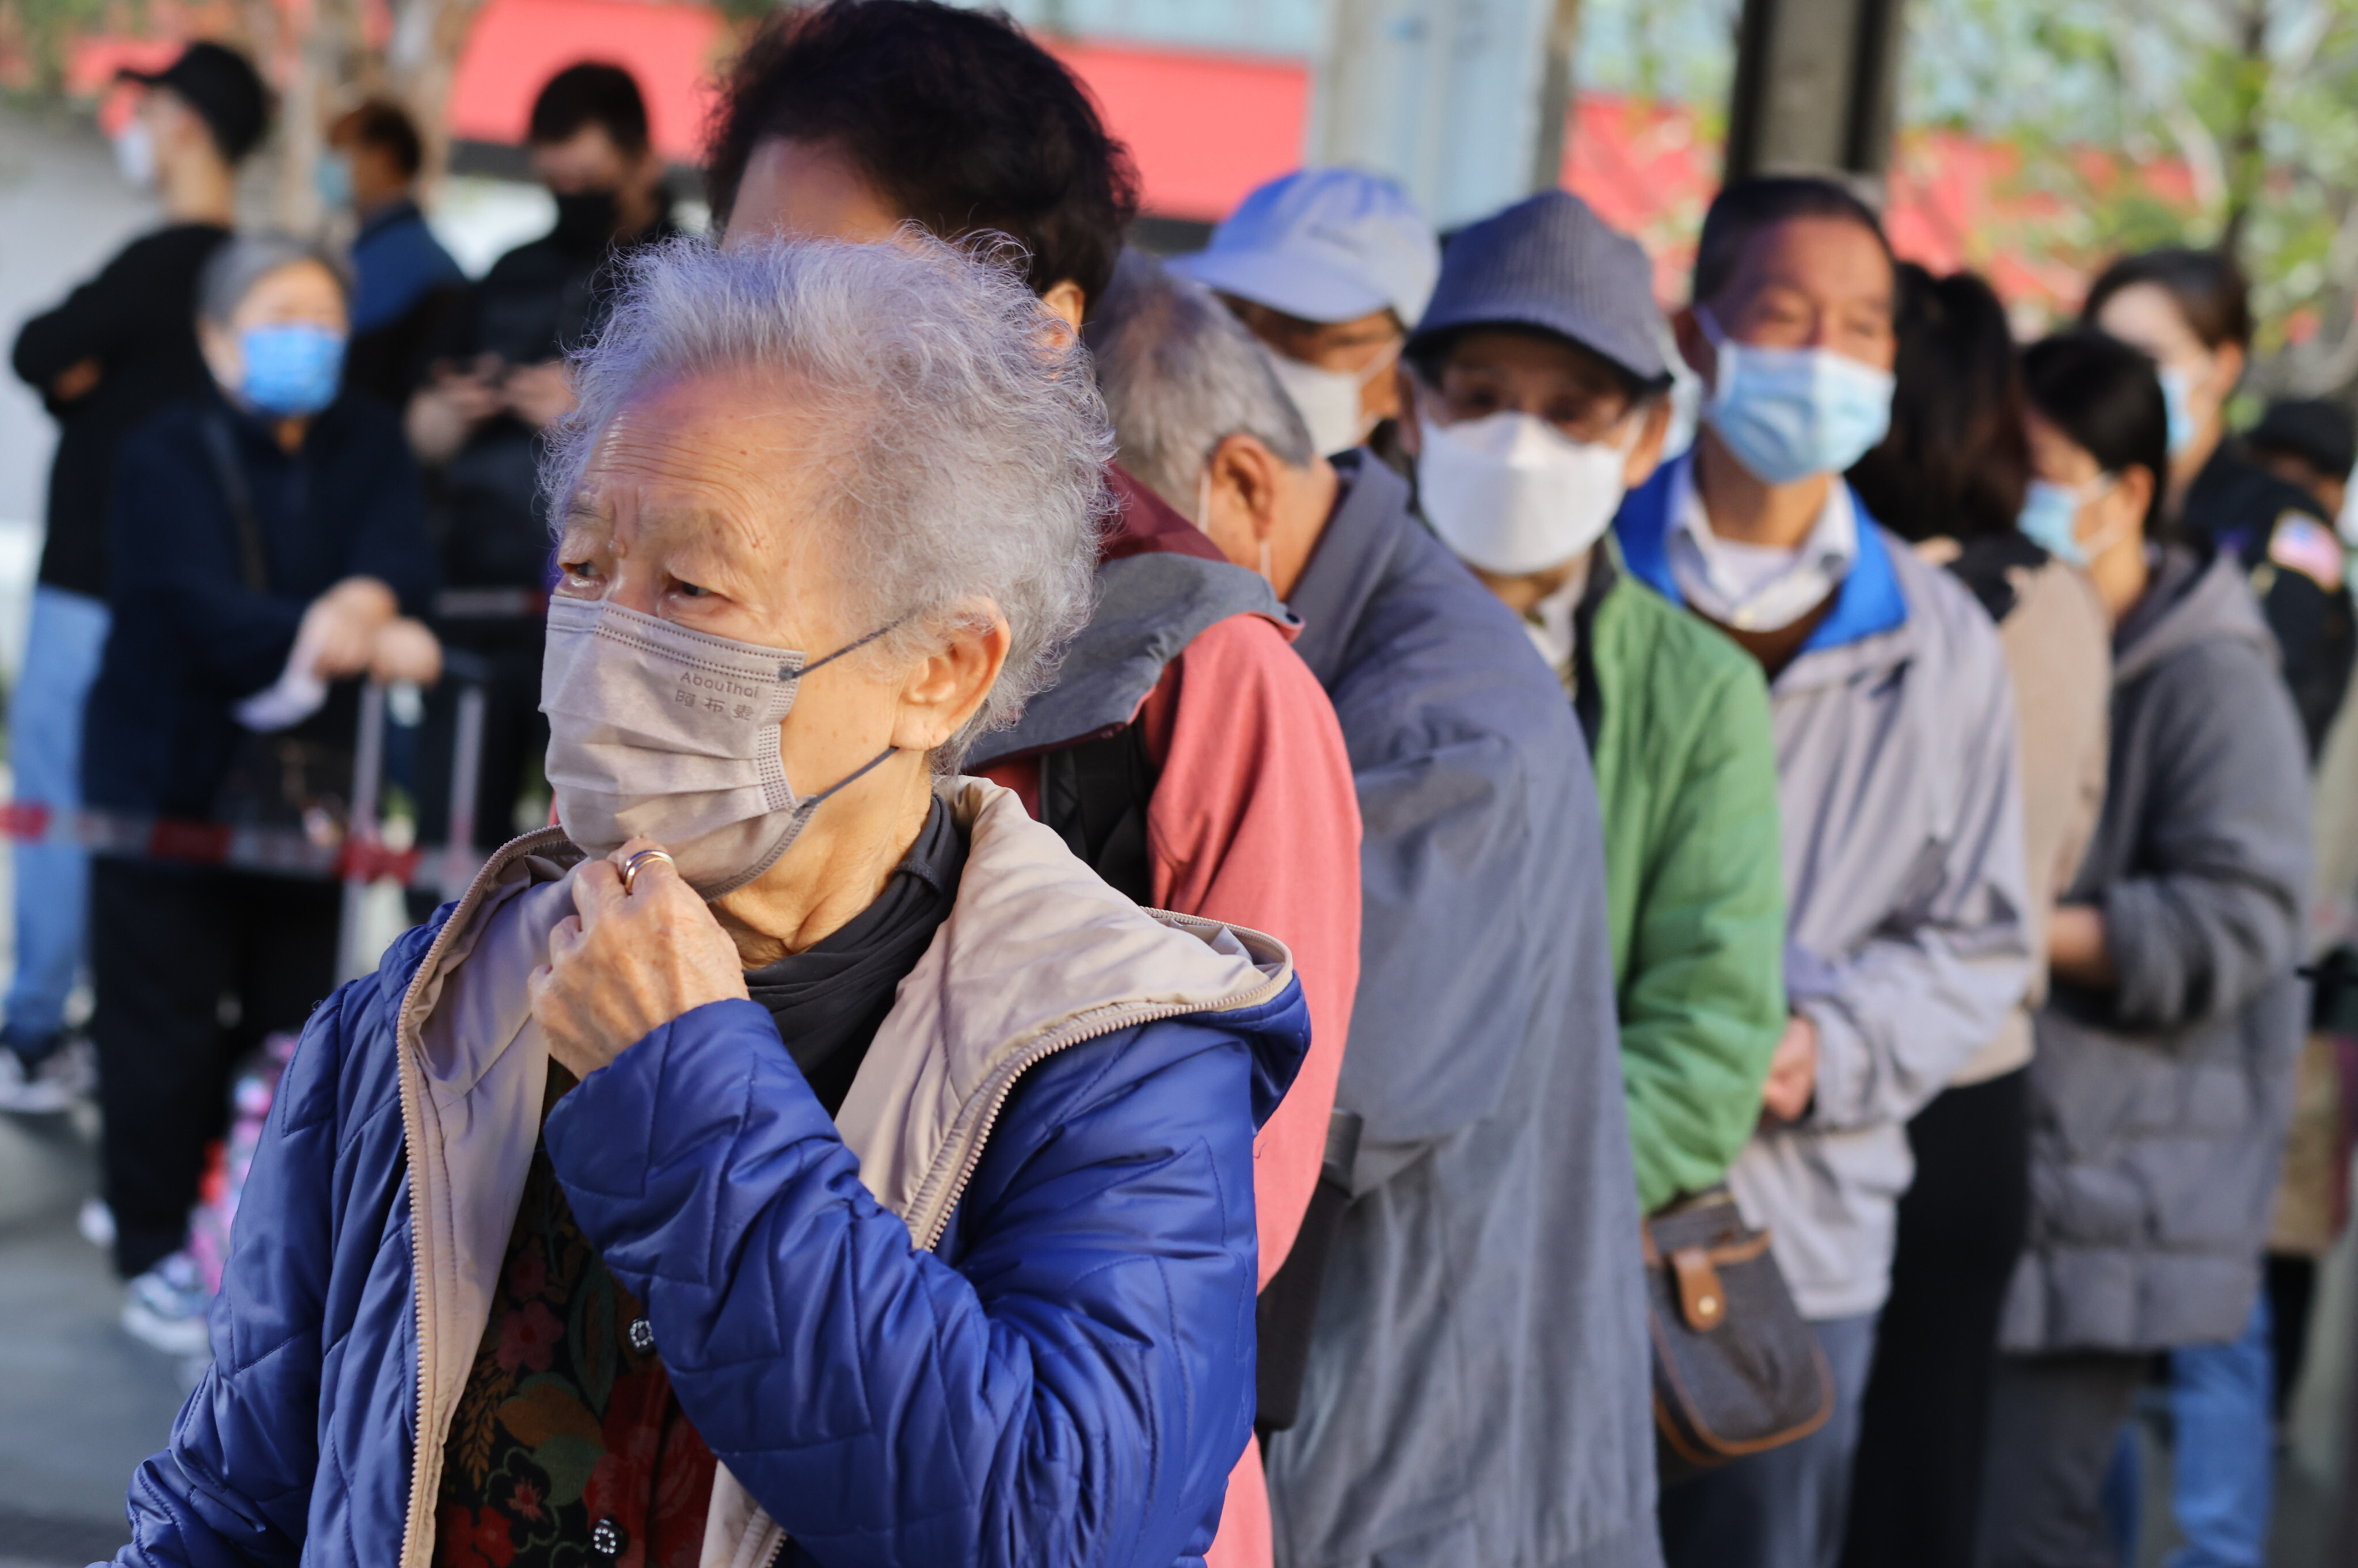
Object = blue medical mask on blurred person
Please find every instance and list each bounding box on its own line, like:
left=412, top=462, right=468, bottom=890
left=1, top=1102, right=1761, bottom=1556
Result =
left=2017, top=475, right=2121, bottom=567
left=1416, top=403, right=1634, bottom=576
left=237, top=324, right=347, bottom=417
left=315, top=150, right=354, bottom=213
left=2159, top=367, right=2199, bottom=456
left=1696, top=307, right=1895, bottom=486
left=113, top=120, right=156, bottom=192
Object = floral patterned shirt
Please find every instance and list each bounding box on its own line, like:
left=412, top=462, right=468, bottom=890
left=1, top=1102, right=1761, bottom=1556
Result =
left=433, top=1065, right=716, bottom=1568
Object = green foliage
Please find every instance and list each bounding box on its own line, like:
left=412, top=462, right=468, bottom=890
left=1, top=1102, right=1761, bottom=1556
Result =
left=1906, top=0, right=2358, bottom=363
left=1, top=0, right=139, bottom=94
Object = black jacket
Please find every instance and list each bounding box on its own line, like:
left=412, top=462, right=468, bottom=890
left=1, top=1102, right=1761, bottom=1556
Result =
left=2182, top=442, right=2356, bottom=755
left=428, top=216, right=678, bottom=592
left=83, top=393, right=435, bottom=819
left=10, top=223, right=230, bottom=597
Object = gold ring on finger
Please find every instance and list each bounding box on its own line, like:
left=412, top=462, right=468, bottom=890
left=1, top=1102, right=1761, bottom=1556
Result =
left=621, top=848, right=676, bottom=896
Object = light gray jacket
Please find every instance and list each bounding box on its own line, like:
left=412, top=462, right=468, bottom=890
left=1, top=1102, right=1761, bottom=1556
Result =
left=2002, top=548, right=2313, bottom=1353
left=1618, top=471, right=2033, bottom=1320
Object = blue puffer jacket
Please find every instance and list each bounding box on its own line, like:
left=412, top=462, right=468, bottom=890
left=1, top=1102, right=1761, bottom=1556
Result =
left=108, top=783, right=1309, bottom=1568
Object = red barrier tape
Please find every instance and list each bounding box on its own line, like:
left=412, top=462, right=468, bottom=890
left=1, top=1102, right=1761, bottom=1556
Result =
left=0, top=800, right=471, bottom=891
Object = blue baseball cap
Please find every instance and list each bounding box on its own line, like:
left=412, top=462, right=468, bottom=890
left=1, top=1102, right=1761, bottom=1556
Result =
left=1409, top=191, right=1669, bottom=386
left=1171, top=169, right=1440, bottom=328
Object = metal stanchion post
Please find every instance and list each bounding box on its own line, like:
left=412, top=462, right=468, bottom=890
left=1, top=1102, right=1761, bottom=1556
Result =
left=446, top=681, right=488, bottom=898
left=336, top=680, right=388, bottom=983
left=438, top=648, right=495, bottom=901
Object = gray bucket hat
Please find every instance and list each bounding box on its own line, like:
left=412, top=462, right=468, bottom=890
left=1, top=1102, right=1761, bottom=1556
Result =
left=1409, top=190, right=1669, bottom=386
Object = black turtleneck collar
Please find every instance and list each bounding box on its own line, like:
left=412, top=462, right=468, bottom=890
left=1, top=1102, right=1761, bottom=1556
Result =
left=740, top=796, right=967, bottom=1116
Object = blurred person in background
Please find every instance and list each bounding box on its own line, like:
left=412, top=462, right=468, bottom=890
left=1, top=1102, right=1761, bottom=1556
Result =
left=1171, top=168, right=1437, bottom=457
left=83, top=233, right=436, bottom=1353
left=2087, top=249, right=2354, bottom=753
left=2244, top=396, right=2354, bottom=523
left=1090, top=247, right=1664, bottom=1568
left=703, top=7, right=1366, bottom=1561
left=320, top=96, right=465, bottom=406
left=2090, top=250, right=2350, bottom=1568
left=109, top=231, right=1305, bottom=1568
left=1839, top=265, right=2111, bottom=1568
left=1981, top=331, right=2310, bottom=1568
left=2246, top=391, right=2358, bottom=1440
left=2, top=40, right=268, bottom=1113
left=1616, top=176, right=2030, bottom=1568
left=1398, top=189, right=1786, bottom=1234
left=404, top=62, right=675, bottom=893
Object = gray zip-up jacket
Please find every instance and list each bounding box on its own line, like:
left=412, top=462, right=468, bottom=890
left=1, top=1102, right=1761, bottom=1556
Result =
left=1619, top=466, right=2032, bottom=1320
left=2002, top=547, right=2313, bottom=1353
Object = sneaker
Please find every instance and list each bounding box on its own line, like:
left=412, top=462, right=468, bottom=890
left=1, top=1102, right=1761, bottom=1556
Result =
left=121, top=1252, right=215, bottom=1357
left=0, top=1037, right=94, bottom=1114
left=78, top=1196, right=116, bottom=1249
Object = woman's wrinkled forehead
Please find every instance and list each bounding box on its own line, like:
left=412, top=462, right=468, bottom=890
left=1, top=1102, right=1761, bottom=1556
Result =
left=565, top=372, right=857, bottom=586
left=577, top=373, right=833, bottom=520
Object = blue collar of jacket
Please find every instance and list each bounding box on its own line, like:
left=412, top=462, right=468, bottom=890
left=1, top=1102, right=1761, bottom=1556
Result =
left=1612, top=451, right=1908, bottom=653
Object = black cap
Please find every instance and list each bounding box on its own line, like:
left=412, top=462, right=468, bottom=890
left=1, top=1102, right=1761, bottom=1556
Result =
left=120, top=41, right=271, bottom=163
left=2248, top=398, right=2357, bottom=479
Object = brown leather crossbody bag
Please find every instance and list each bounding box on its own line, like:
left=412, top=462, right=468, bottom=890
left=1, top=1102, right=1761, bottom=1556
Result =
left=1642, top=1186, right=1835, bottom=1483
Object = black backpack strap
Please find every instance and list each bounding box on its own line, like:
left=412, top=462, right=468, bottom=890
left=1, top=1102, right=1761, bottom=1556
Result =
left=199, top=414, right=272, bottom=593
left=1942, top=531, right=2045, bottom=624
left=1254, top=1109, right=1363, bottom=1438
left=1033, top=720, right=1158, bottom=905
left=1569, top=542, right=1617, bottom=755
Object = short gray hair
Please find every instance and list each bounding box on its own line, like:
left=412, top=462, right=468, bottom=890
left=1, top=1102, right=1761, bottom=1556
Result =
left=197, top=232, right=351, bottom=326
left=1084, top=248, right=1315, bottom=516
left=544, top=233, right=1110, bottom=766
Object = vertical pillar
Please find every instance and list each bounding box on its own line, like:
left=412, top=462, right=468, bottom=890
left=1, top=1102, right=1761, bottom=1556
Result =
left=1306, top=0, right=1564, bottom=231
left=1722, top=0, right=1908, bottom=186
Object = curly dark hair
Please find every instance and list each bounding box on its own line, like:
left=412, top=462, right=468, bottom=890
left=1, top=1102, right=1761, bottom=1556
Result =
left=704, top=0, right=1142, bottom=310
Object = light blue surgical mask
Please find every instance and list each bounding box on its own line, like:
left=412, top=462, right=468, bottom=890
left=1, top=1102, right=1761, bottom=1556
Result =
left=315, top=150, right=354, bottom=213
left=238, top=324, right=347, bottom=418
left=2017, top=474, right=2121, bottom=566
left=2159, top=366, right=2198, bottom=456
left=1697, top=306, right=1896, bottom=486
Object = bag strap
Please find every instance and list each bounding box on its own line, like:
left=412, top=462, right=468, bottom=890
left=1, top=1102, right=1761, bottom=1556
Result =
left=199, top=414, right=272, bottom=594
left=1035, top=720, right=1158, bottom=905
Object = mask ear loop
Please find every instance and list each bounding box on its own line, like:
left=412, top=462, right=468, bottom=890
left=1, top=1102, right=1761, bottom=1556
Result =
left=783, top=614, right=918, bottom=807
left=796, top=743, right=902, bottom=815
left=2074, top=474, right=2135, bottom=560
left=797, top=616, right=906, bottom=677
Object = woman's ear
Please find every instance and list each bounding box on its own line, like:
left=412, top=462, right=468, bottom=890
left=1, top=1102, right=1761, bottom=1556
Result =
left=892, top=611, right=1011, bottom=754
left=199, top=318, right=241, bottom=393
left=2212, top=340, right=2248, bottom=401
left=2117, top=465, right=2158, bottom=531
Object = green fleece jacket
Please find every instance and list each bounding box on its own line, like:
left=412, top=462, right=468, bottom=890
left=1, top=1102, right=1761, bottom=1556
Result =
left=1576, top=550, right=1787, bottom=1212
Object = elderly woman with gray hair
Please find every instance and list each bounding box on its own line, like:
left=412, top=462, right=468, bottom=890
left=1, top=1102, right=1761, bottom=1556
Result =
left=82, top=230, right=438, bottom=1348
left=108, top=235, right=1308, bottom=1568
